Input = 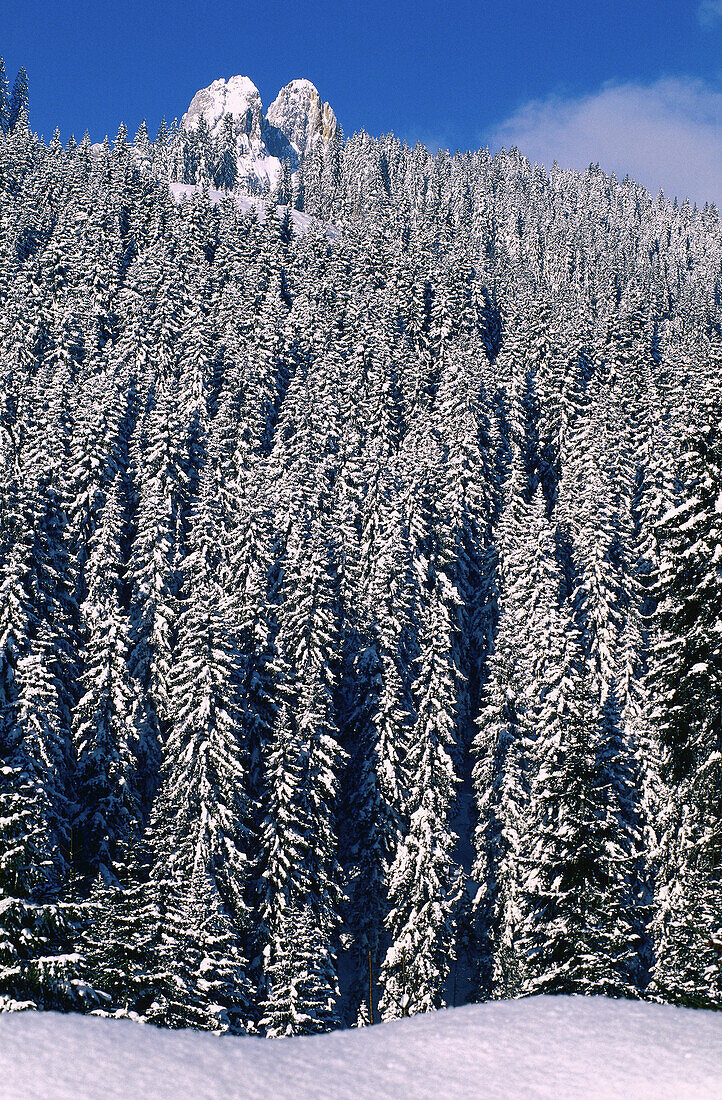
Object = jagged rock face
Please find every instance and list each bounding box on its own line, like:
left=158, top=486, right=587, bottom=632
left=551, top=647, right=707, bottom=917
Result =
left=266, top=79, right=338, bottom=157
left=178, top=75, right=339, bottom=195
left=181, top=75, right=264, bottom=144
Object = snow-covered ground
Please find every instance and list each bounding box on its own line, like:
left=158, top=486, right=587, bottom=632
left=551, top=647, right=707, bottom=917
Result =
left=1, top=996, right=720, bottom=1100
left=168, top=181, right=333, bottom=237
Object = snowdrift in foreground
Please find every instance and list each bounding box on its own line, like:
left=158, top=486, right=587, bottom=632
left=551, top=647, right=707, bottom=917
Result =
left=1, top=996, right=720, bottom=1100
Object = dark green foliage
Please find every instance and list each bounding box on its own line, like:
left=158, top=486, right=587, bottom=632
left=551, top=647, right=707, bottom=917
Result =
left=649, top=404, right=722, bottom=1009
left=0, top=59, right=8, bottom=135
left=8, top=67, right=29, bottom=133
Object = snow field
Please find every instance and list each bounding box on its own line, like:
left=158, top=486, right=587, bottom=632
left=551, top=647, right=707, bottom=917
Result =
left=0, top=996, right=720, bottom=1100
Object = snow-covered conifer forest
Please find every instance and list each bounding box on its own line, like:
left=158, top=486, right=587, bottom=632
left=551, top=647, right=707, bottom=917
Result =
left=0, top=63, right=720, bottom=1035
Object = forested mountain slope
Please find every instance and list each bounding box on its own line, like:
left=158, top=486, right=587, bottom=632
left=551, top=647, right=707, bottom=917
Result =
left=0, top=65, right=720, bottom=1033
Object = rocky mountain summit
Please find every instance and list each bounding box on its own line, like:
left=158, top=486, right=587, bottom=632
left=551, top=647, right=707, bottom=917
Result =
left=182, top=75, right=265, bottom=148
left=266, top=78, right=338, bottom=157
left=180, top=74, right=338, bottom=188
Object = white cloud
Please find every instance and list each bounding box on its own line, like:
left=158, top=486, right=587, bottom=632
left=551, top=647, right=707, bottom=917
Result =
left=486, top=78, right=722, bottom=207
left=698, top=1, right=722, bottom=27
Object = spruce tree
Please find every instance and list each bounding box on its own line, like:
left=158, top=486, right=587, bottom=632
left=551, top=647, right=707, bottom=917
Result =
left=8, top=67, right=29, bottom=133
left=140, top=474, right=254, bottom=1031
left=649, top=403, right=722, bottom=1008
left=258, top=512, right=345, bottom=1033
left=72, top=480, right=140, bottom=880
left=0, top=59, right=8, bottom=135
left=515, top=615, right=641, bottom=998
left=379, top=583, right=463, bottom=1018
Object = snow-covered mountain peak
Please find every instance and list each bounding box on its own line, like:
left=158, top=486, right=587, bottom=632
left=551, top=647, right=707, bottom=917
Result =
left=181, top=75, right=264, bottom=144
left=178, top=74, right=339, bottom=197
left=266, top=78, right=338, bottom=156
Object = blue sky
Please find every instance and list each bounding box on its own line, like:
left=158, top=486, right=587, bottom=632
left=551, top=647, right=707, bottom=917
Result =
left=5, top=0, right=722, bottom=204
